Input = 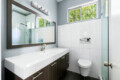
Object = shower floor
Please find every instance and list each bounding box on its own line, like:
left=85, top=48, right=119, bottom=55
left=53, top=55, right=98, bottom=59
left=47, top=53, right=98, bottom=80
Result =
left=61, top=71, right=99, bottom=80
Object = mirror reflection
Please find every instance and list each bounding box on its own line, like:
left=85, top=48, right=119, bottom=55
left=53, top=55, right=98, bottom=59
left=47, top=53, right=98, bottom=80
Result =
left=12, top=4, right=55, bottom=45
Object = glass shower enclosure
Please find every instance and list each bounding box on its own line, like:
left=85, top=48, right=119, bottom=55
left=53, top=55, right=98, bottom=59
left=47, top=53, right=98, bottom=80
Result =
left=101, top=0, right=109, bottom=80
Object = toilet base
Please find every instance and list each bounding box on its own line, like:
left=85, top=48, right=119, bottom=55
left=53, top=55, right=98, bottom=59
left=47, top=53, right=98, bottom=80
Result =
left=79, top=68, right=90, bottom=77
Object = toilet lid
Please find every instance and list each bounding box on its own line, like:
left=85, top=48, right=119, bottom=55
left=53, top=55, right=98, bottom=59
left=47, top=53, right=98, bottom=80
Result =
left=78, top=59, right=92, bottom=68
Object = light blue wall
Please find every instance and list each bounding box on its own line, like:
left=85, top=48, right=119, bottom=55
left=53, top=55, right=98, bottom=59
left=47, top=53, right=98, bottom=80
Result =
left=57, top=0, right=101, bottom=25
left=1, top=0, right=57, bottom=79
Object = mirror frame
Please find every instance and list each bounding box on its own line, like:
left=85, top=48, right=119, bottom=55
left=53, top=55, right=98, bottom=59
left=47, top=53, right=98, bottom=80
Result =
left=7, top=0, right=56, bottom=49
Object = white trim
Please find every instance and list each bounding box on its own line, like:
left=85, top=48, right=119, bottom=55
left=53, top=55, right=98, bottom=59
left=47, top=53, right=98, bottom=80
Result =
left=0, top=0, right=1, bottom=79
left=59, top=18, right=100, bottom=26
left=96, top=1, right=99, bottom=18
left=67, top=8, right=69, bottom=23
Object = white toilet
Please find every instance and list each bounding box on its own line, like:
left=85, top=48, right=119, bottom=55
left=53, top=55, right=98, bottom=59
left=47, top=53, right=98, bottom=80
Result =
left=78, top=59, right=92, bottom=77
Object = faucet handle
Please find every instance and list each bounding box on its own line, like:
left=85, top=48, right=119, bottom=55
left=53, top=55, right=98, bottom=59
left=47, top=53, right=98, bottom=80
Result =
left=41, top=43, right=46, bottom=51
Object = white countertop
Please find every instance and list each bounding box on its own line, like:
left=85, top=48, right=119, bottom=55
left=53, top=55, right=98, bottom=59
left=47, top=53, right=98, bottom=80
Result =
left=5, top=48, right=69, bottom=79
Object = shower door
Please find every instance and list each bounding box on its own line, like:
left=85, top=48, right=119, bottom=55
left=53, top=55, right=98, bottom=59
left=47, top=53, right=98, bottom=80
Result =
left=101, top=0, right=109, bottom=80
left=102, top=0, right=120, bottom=80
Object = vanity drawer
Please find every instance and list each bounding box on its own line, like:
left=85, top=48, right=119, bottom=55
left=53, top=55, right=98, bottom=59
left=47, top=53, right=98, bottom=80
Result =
left=26, top=69, right=44, bottom=80
left=33, top=69, right=44, bottom=80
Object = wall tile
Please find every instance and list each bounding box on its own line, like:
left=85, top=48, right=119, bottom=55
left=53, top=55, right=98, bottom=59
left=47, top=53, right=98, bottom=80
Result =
left=58, top=19, right=101, bottom=78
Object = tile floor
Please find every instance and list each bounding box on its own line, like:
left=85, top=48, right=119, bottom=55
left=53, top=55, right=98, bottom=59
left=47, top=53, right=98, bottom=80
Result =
left=61, top=71, right=99, bottom=80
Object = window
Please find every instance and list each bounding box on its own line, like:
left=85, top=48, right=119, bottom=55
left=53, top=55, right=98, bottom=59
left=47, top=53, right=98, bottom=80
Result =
left=46, top=20, right=50, bottom=26
left=68, top=3, right=97, bottom=23
left=39, top=18, right=50, bottom=27
left=39, top=18, right=44, bottom=27
left=82, top=4, right=96, bottom=20
left=69, top=9, right=81, bottom=22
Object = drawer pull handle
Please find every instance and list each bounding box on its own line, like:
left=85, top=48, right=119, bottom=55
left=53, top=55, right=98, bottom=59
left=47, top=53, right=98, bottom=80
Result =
left=32, top=72, right=43, bottom=80
left=51, top=62, right=57, bottom=66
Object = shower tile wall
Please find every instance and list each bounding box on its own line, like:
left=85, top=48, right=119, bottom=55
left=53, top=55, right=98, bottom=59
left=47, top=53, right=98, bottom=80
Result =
left=58, top=19, right=101, bottom=79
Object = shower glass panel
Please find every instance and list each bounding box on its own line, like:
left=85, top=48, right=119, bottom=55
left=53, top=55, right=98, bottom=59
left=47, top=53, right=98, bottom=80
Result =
left=101, top=0, right=109, bottom=80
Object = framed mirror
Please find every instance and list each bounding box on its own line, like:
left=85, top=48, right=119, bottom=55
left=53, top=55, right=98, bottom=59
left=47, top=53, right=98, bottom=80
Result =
left=7, top=0, right=56, bottom=49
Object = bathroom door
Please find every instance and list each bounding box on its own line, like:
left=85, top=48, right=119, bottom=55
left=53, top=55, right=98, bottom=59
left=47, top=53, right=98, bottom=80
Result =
left=109, top=0, right=120, bottom=80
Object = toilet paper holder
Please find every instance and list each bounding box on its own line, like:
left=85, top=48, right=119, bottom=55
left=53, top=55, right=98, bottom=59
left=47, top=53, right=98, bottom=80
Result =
left=80, top=37, right=91, bottom=42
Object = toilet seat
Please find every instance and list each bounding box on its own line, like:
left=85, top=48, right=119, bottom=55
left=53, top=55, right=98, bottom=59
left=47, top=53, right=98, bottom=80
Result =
left=78, top=59, right=92, bottom=68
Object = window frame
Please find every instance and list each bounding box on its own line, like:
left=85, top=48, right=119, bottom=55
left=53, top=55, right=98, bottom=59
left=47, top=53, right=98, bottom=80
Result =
left=67, top=0, right=98, bottom=23
left=68, top=6, right=82, bottom=23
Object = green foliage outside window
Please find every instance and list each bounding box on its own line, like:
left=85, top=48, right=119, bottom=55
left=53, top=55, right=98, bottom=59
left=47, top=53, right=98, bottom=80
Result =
left=82, top=4, right=96, bottom=20
left=76, top=9, right=81, bottom=21
left=46, top=20, right=50, bottom=26
left=69, top=4, right=96, bottom=23
left=39, top=18, right=44, bottom=27
left=69, top=9, right=81, bottom=22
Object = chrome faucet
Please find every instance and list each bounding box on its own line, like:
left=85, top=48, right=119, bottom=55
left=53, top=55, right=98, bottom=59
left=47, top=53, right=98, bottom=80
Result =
left=41, top=44, right=46, bottom=52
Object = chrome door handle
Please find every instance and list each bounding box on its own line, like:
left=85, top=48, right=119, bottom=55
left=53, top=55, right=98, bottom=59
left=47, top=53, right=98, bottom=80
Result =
left=62, top=56, right=65, bottom=59
left=104, top=62, right=112, bottom=68
left=32, top=72, right=43, bottom=80
left=51, top=62, right=57, bottom=66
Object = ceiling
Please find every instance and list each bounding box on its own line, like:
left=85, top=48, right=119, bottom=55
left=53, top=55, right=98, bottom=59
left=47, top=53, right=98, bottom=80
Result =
left=57, top=0, right=63, bottom=2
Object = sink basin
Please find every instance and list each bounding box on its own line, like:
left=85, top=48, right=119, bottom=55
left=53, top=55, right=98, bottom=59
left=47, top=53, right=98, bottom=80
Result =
left=5, top=48, right=69, bottom=79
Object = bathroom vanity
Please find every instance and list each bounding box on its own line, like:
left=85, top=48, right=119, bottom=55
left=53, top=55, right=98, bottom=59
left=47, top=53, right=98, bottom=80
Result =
left=5, top=48, right=69, bottom=80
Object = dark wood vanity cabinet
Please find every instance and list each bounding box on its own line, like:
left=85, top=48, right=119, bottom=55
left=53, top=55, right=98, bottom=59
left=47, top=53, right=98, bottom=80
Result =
left=32, top=69, right=44, bottom=80
left=44, top=66, right=50, bottom=80
left=25, top=69, right=44, bottom=80
left=5, top=53, right=69, bottom=80
left=65, top=53, right=69, bottom=69
left=60, top=56, right=66, bottom=77
left=49, top=53, right=69, bottom=80
left=49, top=61, right=58, bottom=80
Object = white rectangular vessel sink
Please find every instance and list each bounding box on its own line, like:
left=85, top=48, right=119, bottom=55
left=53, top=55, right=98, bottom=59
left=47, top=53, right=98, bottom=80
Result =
left=5, top=48, right=69, bottom=79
